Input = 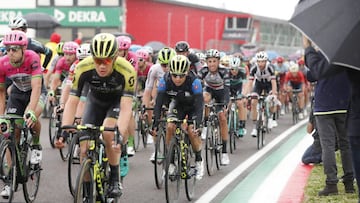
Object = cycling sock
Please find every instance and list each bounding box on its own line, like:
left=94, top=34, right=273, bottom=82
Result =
left=222, top=140, right=227, bottom=153
left=127, top=136, right=134, bottom=147
left=195, top=150, right=202, bottom=162
left=238, top=120, right=245, bottom=128
left=273, top=113, right=276, bottom=120
left=110, top=164, right=120, bottom=182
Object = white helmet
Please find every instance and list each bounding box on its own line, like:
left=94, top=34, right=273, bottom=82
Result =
left=230, top=57, right=241, bottom=68
left=76, top=43, right=91, bottom=60
left=8, top=16, right=28, bottom=29
left=289, top=64, right=299, bottom=73
left=255, top=51, right=268, bottom=61
left=195, top=52, right=206, bottom=61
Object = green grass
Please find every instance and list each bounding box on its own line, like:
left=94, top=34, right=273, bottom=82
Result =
left=303, top=151, right=358, bottom=203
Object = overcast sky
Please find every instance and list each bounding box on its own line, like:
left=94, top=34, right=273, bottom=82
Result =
left=173, top=0, right=300, bottom=20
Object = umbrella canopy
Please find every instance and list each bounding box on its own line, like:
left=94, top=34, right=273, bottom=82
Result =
left=23, top=12, right=60, bottom=29
left=144, top=41, right=166, bottom=53
left=289, top=0, right=360, bottom=70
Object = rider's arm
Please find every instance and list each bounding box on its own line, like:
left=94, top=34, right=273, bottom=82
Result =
left=153, top=78, right=166, bottom=128
left=143, top=65, right=157, bottom=107
left=192, top=79, right=204, bottom=127
left=0, top=86, right=5, bottom=114
left=118, top=96, right=133, bottom=137
left=28, top=76, right=42, bottom=113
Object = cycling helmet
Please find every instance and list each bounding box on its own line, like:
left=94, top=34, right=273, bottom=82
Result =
left=56, top=42, right=64, bottom=55
left=289, top=64, right=299, bottom=73
left=136, top=49, right=149, bottom=60
left=220, top=55, right=231, bottom=66
left=63, top=41, right=79, bottom=54
left=255, top=51, right=268, bottom=61
left=170, top=55, right=190, bottom=74
left=8, top=16, right=28, bottom=29
left=91, top=33, right=118, bottom=58
left=158, top=47, right=176, bottom=64
left=76, top=43, right=91, bottom=60
left=175, top=41, right=189, bottom=52
left=195, top=52, right=206, bottom=61
left=3, top=30, right=28, bottom=46
left=297, top=59, right=305, bottom=65
left=116, top=36, right=132, bottom=50
left=276, top=56, right=284, bottom=63
left=142, top=46, right=153, bottom=55
left=230, top=57, right=241, bottom=68
left=205, top=49, right=220, bottom=59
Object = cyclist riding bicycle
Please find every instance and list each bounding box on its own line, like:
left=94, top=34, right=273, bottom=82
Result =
left=44, top=42, right=64, bottom=87
left=284, top=63, right=306, bottom=119
left=56, top=33, right=136, bottom=198
left=198, top=49, right=231, bottom=165
left=245, top=51, right=278, bottom=137
left=0, top=30, right=43, bottom=198
left=229, top=56, right=248, bottom=137
left=273, top=56, right=288, bottom=115
left=116, top=35, right=137, bottom=67
left=174, top=41, right=201, bottom=74
left=152, top=55, right=204, bottom=180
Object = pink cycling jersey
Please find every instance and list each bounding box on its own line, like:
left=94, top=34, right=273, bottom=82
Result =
left=126, top=51, right=138, bottom=67
left=54, top=57, right=72, bottom=75
left=0, top=50, right=42, bottom=92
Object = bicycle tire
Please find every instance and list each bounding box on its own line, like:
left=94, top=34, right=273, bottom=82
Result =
left=184, top=137, right=196, bottom=201
left=59, top=133, right=71, bottom=161
left=134, top=110, right=141, bottom=151
left=48, top=109, right=57, bottom=148
left=214, top=124, right=222, bottom=169
left=205, top=123, right=215, bottom=176
left=141, top=116, right=149, bottom=149
left=231, top=109, right=237, bottom=153
left=165, top=139, right=180, bottom=203
left=74, top=158, right=96, bottom=203
left=23, top=142, right=41, bottom=202
left=257, top=112, right=263, bottom=150
left=0, top=139, right=16, bottom=202
left=154, top=126, right=166, bottom=189
left=228, top=109, right=234, bottom=154
left=68, top=133, right=81, bottom=197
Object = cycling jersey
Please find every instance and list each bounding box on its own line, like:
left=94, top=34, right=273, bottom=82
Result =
left=27, top=38, right=53, bottom=69
left=136, top=63, right=151, bottom=92
left=230, top=68, right=247, bottom=97
left=284, top=71, right=306, bottom=85
left=198, top=66, right=230, bottom=90
left=71, top=56, right=136, bottom=101
left=0, top=50, right=42, bottom=92
left=126, top=51, right=138, bottom=67
left=54, top=57, right=72, bottom=81
left=153, top=72, right=203, bottom=128
left=47, top=54, right=63, bottom=73
left=249, top=62, right=276, bottom=83
left=144, top=63, right=165, bottom=90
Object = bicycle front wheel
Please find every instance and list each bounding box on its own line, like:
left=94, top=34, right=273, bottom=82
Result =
left=0, top=139, right=16, bottom=202
left=134, top=110, right=141, bottom=151
left=205, top=124, right=215, bottom=176
left=23, top=145, right=41, bottom=202
left=59, top=132, right=71, bottom=161
left=48, top=109, right=57, bottom=148
left=74, top=158, right=95, bottom=203
left=214, top=125, right=223, bottom=169
left=165, top=139, right=180, bottom=203
left=184, top=138, right=196, bottom=201
left=154, top=127, right=166, bottom=189
left=68, top=133, right=81, bottom=197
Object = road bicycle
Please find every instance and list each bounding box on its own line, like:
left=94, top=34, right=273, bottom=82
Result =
left=290, top=89, right=302, bottom=124
left=165, top=118, right=197, bottom=203
left=0, top=115, right=41, bottom=203
left=253, top=94, right=271, bottom=150
left=227, top=96, right=243, bottom=154
left=204, top=101, right=224, bottom=176
left=62, top=124, right=122, bottom=203
left=133, top=95, right=151, bottom=151
left=153, top=118, right=166, bottom=189
left=47, top=90, right=61, bottom=148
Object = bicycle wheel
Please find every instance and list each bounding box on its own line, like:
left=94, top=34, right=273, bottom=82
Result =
left=184, top=138, right=196, bottom=201
left=134, top=110, right=141, bottom=151
left=23, top=144, right=41, bottom=202
left=205, top=123, right=215, bottom=176
left=154, top=126, right=166, bottom=189
left=68, top=133, right=81, bottom=197
left=228, top=110, right=234, bottom=154
left=0, top=139, right=16, bottom=202
left=257, top=114, right=263, bottom=150
left=74, top=158, right=96, bottom=203
left=141, top=116, right=149, bottom=149
left=48, top=109, right=57, bottom=148
left=214, top=125, right=222, bottom=169
left=164, top=139, right=180, bottom=203
left=59, top=132, right=71, bottom=161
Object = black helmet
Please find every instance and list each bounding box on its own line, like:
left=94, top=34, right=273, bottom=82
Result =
left=175, top=41, right=189, bottom=52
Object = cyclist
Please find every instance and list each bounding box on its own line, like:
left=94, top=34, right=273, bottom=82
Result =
left=0, top=30, right=43, bottom=198
left=198, top=49, right=231, bottom=165
left=116, top=36, right=137, bottom=67
left=143, top=47, right=176, bottom=162
left=284, top=63, right=306, bottom=119
left=47, top=41, right=79, bottom=105
left=245, top=51, right=278, bottom=137
left=229, top=56, right=248, bottom=137
left=174, top=41, right=201, bottom=74
left=274, top=56, right=288, bottom=115
left=44, top=42, right=64, bottom=88
left=57, top=33, right=136, bottom=197
left=152, top=55, right=204, bottom=180
left=220, top=55, right=231, bottom=68
left=195, top=52, right=207, bottom=67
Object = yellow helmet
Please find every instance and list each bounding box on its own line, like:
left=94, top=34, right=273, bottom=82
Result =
left=170, top=55, right=190, bottom=74
left=90, top=33, right=118, bottom=58
left=158, top=47, right=176, bottom=64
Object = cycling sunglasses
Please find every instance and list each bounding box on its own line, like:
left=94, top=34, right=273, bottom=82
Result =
left=171, top=73, right=186, bottom=78
left=93, top=57, right=113, bottom=65
left=6, top=45, right=22, bottom=52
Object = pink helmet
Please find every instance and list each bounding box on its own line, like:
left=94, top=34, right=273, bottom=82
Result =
left=116, top=36, right=131, bottom=50
left=63, top=41, right=79, bottom=54
left=3, top=30, right=28, bottom=46
left=136, top=49, right=149, bottom=60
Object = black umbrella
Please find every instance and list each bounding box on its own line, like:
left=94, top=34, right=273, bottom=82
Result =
left=23, top=12, right=60, bottom=29
left=289, top=0, right=360, bottom=70
left=144, top=41, right=166, bottom=52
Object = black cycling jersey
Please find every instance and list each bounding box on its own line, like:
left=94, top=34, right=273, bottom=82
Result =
left=27, top=38, right=53, bottom=69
